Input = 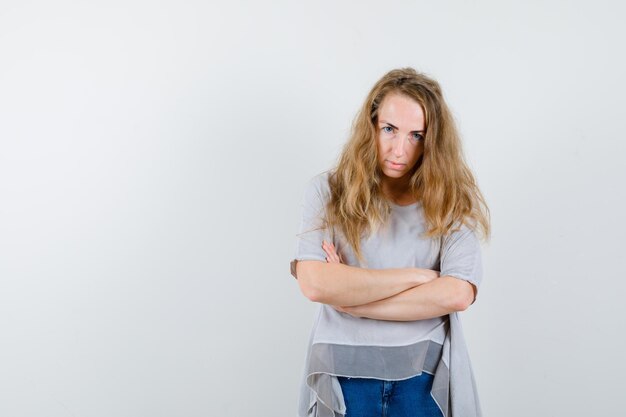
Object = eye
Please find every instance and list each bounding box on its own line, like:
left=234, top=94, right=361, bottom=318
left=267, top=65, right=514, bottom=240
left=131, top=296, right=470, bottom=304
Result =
left=411, top=132, right=424, bottom=142
left=381, top=125, right=394, bottom=134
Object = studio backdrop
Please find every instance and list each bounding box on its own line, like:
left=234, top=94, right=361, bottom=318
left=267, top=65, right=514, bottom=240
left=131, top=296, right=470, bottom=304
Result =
left=1, top=1, right=624, bottom=416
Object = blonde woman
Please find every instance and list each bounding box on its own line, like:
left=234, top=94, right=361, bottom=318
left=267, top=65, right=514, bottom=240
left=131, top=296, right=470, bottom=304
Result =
left=291, top=67, right=490, bottom=417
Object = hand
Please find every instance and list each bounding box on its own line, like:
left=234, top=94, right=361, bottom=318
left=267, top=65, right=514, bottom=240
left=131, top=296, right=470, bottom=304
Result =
left=331, top=304, right=363, bottom=318
left=332, top=304, right=348, bottom=314
left=322, top=240, right=343, bottom=264
left=321, top=241, right=349, bottom=313
left=417, top=268, right=440, bottom=284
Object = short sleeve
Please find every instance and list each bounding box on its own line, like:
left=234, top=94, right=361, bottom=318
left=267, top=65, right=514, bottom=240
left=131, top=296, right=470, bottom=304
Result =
left=290, top=173, right=333, bottom=279
left=439, top=223, right=483, bottom=297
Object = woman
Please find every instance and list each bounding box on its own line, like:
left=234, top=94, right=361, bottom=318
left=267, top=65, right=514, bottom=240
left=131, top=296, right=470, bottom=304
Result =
left=291, top=68, right=490, bottom=417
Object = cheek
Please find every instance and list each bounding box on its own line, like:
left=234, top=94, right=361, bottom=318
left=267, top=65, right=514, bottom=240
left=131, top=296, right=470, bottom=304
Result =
left=377, top=135, right=392, bottom=151
left=376, top=138, right=385, bottom=156
left=409, top=146, right=424, bottom=163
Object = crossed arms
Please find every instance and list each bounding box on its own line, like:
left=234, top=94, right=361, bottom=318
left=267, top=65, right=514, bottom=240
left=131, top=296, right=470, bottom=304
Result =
left=294, top=241, right=477, bottom=322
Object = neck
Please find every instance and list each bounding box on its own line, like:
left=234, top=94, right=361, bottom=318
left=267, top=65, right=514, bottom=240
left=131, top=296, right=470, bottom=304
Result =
left=381, top=175, right=415, bottom=203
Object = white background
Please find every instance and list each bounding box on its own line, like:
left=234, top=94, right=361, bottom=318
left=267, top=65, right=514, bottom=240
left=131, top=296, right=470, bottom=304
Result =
left=1, top=1, right=625, bottom=416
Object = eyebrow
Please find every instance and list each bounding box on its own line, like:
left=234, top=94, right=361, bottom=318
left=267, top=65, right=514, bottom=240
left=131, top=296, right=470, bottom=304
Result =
left=379, top=120, right=425, bottom=133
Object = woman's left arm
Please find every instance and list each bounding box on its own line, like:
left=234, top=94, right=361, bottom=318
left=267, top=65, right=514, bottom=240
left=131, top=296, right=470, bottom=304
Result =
left=321, top=241, right=477, bottom=321
left=334, top=277, right=476, bottom=321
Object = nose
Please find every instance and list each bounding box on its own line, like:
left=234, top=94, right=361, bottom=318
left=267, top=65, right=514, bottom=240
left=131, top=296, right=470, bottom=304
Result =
left=392, top=134, right=407, bottom=157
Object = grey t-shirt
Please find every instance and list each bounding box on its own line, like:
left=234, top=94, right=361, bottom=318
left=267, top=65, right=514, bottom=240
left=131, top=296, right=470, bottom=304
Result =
left=292, top=171, right=484, bottom=417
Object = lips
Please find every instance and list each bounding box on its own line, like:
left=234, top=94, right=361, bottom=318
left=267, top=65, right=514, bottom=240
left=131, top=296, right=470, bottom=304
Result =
left=387, top=160, right=406, bottom=169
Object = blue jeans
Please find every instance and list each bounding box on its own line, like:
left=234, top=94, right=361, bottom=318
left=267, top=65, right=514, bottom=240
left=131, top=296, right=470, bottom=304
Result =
left=337, top=373, right=443, bottom=417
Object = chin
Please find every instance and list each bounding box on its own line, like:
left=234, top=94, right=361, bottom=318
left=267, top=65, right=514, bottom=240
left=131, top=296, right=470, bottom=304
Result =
left=382, top=169, right=407, bottom=178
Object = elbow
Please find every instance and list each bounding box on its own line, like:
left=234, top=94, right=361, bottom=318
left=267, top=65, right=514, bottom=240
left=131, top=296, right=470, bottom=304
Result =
left=447, top=278, right=477, bottom=312
left=296, top=261, right=327, bottom=302
left=452, top=295, right=472, bottom=312
left=298, top=279, right=324, bottom=302
left=300, top=285, right=325, bottom=303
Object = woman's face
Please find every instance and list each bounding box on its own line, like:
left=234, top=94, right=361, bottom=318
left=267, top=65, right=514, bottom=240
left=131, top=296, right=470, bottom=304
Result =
left=376, top=93, right=426, bottom=186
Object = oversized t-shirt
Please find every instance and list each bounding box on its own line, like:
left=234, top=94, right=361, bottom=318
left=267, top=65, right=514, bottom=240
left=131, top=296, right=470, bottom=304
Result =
left=292, top=170, right=484, bottom=417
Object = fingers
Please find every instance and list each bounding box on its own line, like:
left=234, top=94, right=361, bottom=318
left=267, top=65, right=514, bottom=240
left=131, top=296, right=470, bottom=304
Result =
left=333, top=305, right=358, bottom=318
left=322, top=240, right=338, bottom=262
left=322, top=240, right=342, bottom=263
left=332, top=305, right=348, bottom=314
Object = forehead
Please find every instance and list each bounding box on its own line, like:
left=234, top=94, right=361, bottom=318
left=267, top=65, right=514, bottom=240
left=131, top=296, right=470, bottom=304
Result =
left=378, top=93, right=425, bottom=129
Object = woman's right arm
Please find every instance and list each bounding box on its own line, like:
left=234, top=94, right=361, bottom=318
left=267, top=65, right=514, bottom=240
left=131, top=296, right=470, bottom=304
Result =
left=295, top=260, right=438, bottom=307
left=293, top=174, right=437, bottom=306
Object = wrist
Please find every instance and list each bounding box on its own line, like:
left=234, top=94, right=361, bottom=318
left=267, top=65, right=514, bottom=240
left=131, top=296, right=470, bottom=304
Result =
left=409, top=268, right=424, bottom=285
left=413, top=268, right=437, bottom=285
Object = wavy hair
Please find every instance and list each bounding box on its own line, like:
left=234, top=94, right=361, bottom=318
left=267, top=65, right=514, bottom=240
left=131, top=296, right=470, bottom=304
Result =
left=324, top=67, right=491, bottom=264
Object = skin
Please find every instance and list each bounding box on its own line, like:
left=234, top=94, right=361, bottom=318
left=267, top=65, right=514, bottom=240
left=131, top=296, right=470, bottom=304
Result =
left=307, top=92, right=476, bottom=320
left=321, top=240, right=476, bottom=321
left=376, top=92, right=426, bottom=204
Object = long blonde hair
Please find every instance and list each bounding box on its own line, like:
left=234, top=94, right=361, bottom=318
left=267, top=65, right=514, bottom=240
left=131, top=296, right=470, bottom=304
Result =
left=324, top=67, right=490, bottom=264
